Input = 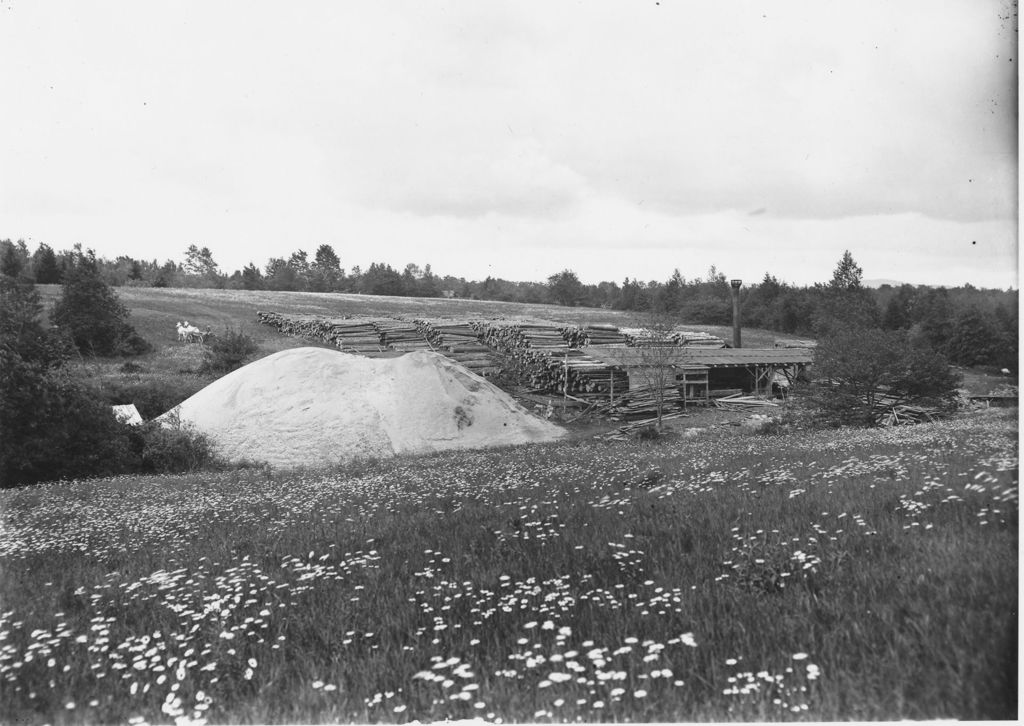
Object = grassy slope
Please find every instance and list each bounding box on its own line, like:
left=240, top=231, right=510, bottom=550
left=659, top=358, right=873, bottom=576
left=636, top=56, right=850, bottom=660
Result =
left=35, top=285, right=786, bottom=351
left=0, top=410, right=1016, bottom=723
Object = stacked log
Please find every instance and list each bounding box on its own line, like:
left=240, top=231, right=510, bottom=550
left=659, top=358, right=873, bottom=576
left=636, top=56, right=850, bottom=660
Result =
left=257, top=311, right=384, bottom=352
left=326, top=320, right=385, bottom=353
left=620, top=327, right=675, bottom=347
left=411, top=318, right=503, bottom=376
left=617, top=327, right=725, bottom=348
left=670, top=329, right=726, bottom=347
left=583, top=324, right=625, bottom=346
left=472, top=321, right=627, bottom=396
left=375, top=319, right=433, bottom=352
left=560, top=325, right=589, bottom=348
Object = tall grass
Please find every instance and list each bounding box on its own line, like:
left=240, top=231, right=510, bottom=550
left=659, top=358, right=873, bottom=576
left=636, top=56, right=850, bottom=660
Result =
left=0, top=409, right=1016, bottom=723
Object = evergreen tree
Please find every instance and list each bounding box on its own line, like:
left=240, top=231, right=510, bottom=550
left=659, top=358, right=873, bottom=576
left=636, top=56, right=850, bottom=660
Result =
left=240, top=263, right=265, bottom=290
left=50, top=249, right=150, bottom=356
left=31, top=243, right=62, bottom=284
left=829, top=249, right=864, bottom=290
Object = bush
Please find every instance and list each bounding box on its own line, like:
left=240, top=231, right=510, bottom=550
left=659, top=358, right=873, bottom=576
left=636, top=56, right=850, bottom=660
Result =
left=128, top=418, right=217, bottom=474
left=94, top=376, right=206, bottom=420
left=1, top=357, right=134, bottom=487
left=201, top=326, right=259, bottom=374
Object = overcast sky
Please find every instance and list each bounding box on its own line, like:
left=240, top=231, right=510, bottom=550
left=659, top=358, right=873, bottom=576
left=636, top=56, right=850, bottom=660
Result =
left=1, top=1, right=1018, bottom=288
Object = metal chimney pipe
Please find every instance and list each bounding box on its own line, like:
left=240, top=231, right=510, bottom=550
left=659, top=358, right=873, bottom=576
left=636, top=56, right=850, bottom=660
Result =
left=730, top=279, right=743, bottom=348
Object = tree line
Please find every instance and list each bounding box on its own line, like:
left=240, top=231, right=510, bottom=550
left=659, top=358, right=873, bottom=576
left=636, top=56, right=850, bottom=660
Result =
left=1, top=239, right=1017, bottom=370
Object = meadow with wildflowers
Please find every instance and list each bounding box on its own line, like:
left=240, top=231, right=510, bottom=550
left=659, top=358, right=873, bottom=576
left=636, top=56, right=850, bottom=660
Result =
left=0, top=408, right=1016, bottom=723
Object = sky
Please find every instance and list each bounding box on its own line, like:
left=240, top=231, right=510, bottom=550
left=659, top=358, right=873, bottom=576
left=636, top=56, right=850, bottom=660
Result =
left=0, top=1, right=1018, bottom=289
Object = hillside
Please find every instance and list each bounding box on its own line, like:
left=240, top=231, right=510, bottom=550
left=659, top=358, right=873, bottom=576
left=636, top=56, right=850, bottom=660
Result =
left=34, top=285, right=784, bottom=350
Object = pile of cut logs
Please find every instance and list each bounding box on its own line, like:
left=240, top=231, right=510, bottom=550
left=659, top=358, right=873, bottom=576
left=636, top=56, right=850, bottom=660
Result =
left=375, top=319, right=434, bottom=352
left=670, top=329, right=726, bottom=347
left=617, top=327, right=725, bottom=348
left=413, top=318, right=503, bottom=376
left=256, top=311, right=385, bottom=352
left=472, top=321, right=627, bottom=396
left=583, top=324, right=625, bottom=346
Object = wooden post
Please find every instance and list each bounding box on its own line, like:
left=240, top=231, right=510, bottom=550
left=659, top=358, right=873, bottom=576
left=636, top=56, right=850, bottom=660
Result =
left=563, top=350, right=568, bottom=415
left=609, top=369, right=614, bottom=404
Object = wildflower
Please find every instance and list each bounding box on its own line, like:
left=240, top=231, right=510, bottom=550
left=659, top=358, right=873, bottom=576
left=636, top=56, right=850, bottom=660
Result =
left=634, top=689, right=648, bottom=698
left=792, top=652, right=809, bottom=660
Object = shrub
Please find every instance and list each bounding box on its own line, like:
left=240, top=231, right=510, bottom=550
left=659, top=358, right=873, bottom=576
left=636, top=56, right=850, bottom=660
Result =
left=201, top=326, right=259, bottom=374
left=93, top=376, right=206, bottom=421
left=128, top=418, right=217, bottom=474
left=1, top=358, right=133, bottom=487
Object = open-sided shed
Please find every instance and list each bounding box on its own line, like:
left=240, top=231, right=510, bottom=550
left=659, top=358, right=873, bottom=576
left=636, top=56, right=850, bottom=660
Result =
left=585, top=345, right=813, bottom=398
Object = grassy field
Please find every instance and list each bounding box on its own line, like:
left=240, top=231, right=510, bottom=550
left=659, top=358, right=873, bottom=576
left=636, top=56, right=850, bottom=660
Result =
left=0, top=408, right=1016, bottom=723
left=34, top=285, right=786, bottom=351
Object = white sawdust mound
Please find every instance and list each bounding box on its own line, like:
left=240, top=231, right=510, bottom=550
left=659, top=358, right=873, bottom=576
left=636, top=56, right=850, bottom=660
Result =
left=158, top=347, right=564, bottom=468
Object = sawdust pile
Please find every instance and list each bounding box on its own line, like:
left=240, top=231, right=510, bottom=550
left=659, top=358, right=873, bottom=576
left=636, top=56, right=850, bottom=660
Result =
left=159, top=347, right=564, bottom=467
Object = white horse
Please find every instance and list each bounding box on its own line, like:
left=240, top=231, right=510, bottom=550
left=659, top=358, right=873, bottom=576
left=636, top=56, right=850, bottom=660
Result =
left=176, top=321, right=206, bottom=344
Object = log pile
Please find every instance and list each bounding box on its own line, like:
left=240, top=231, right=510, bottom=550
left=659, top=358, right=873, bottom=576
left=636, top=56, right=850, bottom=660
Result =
left=473, top=321, right=628, bottom=396
left=256, top=311, right=385, bottom=352
left=618, top=327, right=725, bottom=348
left=582, top=324, right=625, bottom=346
left=670, top=329, right=726, bottom=347
left=375, top=319, right=433, bottom=352
left=413, top=318, right=503, bottom=376
left=620, top=327, right=675, bottom=347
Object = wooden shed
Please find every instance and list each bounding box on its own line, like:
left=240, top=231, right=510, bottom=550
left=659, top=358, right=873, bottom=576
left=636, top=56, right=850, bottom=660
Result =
left=586, top=345, right=813, bottom=399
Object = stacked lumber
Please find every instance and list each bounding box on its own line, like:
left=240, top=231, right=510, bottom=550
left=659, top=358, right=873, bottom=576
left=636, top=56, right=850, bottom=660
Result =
left=712, top=393, right=780, bottom=411
left=412, top=318, right=503, bottom=376
left=583, top=324, right=624, bottom=346
left=375, top=319, right=433, bottom=352
left=586, top=383, right=688, bottom=420
left=620, top=327, right=676, bottom=347
left=775, top=338, right=817, bottom=349
left=326, top=320, right=385, bottom=353
left=670, top=329, right=726, bottom=347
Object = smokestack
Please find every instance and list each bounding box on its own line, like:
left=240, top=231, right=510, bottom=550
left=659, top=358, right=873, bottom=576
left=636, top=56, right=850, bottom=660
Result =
left=730, top=279, right=743, bottom=348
